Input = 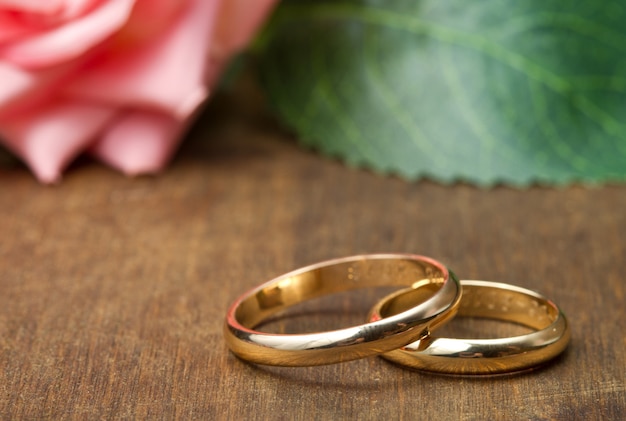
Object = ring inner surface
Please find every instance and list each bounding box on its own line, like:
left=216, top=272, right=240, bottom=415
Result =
left=236, top=258, right=445, bottom=328
left=457, top=285, right=557, bottom=330
left=380, top=284, right=558, bottom=332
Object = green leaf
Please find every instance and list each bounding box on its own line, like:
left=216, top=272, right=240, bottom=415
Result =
left=257, top=0, right=626, bottom=185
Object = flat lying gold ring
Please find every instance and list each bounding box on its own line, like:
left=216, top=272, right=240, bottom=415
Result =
left=369, top=280, right=570, bottom=374
left=224, top=254, right=462, bottom=366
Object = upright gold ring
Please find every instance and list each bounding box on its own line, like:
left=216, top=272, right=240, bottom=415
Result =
left=369, top=280, right=570, bottom=374
left=224, top=254, right=462, bottom=366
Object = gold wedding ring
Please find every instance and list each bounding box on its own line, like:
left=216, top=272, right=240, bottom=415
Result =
left=369, top=280, right=570, bottom=374
left=224, top=254, right=462, bottom=366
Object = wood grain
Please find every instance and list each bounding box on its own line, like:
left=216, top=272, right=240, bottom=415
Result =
left=0, top=87, right=624, bottom=420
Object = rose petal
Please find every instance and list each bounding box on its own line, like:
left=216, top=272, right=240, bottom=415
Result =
left=0, top=0, right=278, bottom=183
left=0, top=62, right=34, bottom=105
left=0, top=0, right=63, bottom=14
left=59, top=0, right=103, bottom=20
left=0, top=57, right=90, bottom=118
left=66, top=0, right=218, bottom=120
left=91, top=110, right=182, bottom=175
left=0, top=99, right=115, bottom=183
left=213, top=0, right=278, bottom=58
left=0, top=12, right=35, bottom=44
left=0, top=0, right=135, bottom=68
left=118, top=0, right=186, bottom=42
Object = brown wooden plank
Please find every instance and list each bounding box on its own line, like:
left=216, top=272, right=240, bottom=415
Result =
left=0, top=87, right=624, bottom=420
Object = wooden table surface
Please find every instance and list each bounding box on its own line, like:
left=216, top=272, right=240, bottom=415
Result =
left=1, top=87, right=624, bottom=420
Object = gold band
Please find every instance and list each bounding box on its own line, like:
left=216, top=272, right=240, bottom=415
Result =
left=224, top=254, right=462, bottom=366
left=369, top=280, right=570, bottom=374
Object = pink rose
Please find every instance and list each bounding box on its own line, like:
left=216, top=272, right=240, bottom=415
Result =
left=0, top=0, right=277, bottom=183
